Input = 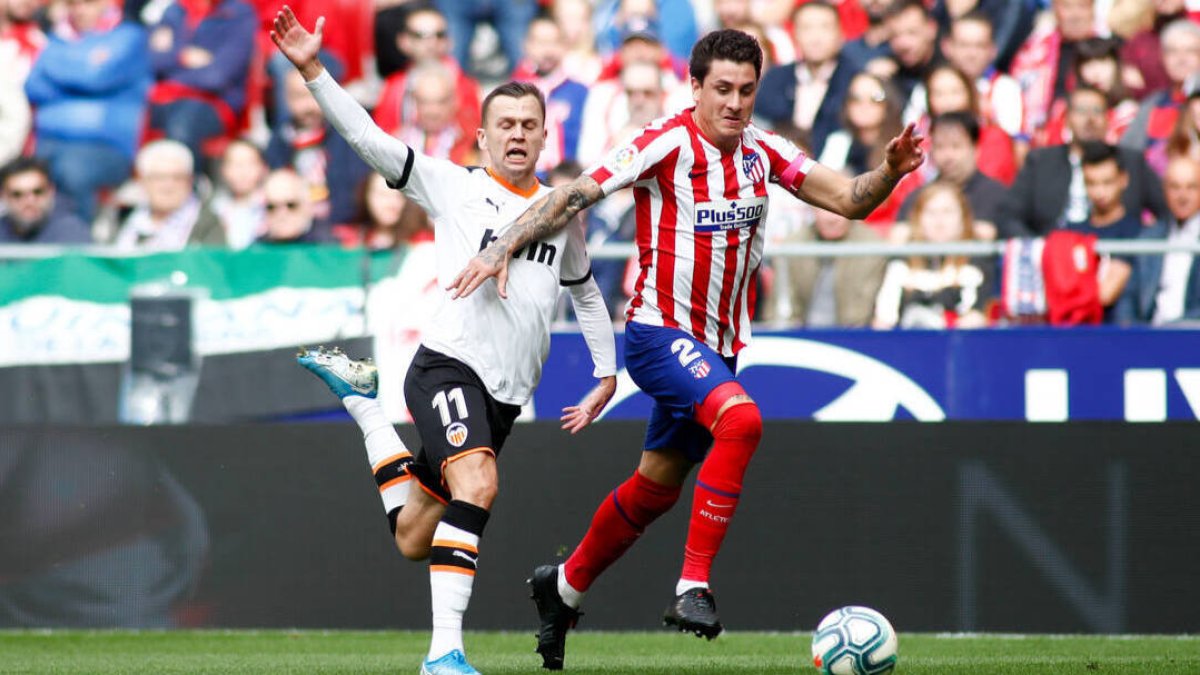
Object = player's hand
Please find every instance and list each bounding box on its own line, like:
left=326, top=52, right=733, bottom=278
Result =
left=883, top=123, right=925, bottom=178
left=561, top=375, right=616, bottom=434
left=270, top=6, right=325, bottom=80
left=447, top=245, right=511, bottom=299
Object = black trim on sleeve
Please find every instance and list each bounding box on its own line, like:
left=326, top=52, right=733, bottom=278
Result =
left=560, top=268, right=593, bottom=287
left=389, top=147, right=416, bottom=190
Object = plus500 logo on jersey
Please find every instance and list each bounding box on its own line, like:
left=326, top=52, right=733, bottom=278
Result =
left=694, top=197, right=766, bottom=233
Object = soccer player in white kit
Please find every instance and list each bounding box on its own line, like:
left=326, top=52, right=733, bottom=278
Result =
left=449, top=29, right=926, bottom=670
left=271, top=9, right=618, bottom=675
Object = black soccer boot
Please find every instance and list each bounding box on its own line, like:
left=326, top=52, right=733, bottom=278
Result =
left=528, top=564, right=582, bottom=670
left=662, top=587, right=723, bottom=640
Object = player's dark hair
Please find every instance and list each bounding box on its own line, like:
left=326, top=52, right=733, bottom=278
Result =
left=481, top=81, right=546, bottom=124
left=1080, top=141, right=1124, bottom=172
left=886, top=0, right=932, bottom=22
left=930, top=111, right=981, bottom=145
left=0, top=156, right=52, bottom=189
left=689, top=29, right=763, bottom=84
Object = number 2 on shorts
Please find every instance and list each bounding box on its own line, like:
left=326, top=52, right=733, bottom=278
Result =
left=671, top=338, right=701, bottom=367
left=432, top=387, right=469, bottom=427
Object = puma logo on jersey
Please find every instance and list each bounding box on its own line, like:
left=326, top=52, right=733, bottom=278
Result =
left=694, top=197, right=766, bottom=233
left=480, top=228, right=557, bottom=266
left=485, top=197, right=501, bottom=212
left=452, top=550, right=478, bottom=566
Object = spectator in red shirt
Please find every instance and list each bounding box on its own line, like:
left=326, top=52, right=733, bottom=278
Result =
left=372, top=6, right=481, bottom=150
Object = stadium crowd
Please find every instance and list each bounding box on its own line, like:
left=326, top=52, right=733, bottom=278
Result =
left=1, top=0, right=1199, bottom=328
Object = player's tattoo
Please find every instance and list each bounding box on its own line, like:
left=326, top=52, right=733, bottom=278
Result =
left=490, top=176, right=604, bottom=254
left=848, top=166, right=900, bottom=216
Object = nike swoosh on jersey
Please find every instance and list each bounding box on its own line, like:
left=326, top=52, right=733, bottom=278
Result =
left=705, top=499, right=733, bottom=509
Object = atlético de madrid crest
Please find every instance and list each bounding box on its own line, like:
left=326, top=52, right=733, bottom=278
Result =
left=742, top=150, right=764, bottom=183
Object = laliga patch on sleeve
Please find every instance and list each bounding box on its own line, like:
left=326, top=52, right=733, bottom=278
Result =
left=610, top=145, right=638, bottom=172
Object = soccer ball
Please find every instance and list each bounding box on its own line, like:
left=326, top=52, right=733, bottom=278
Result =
left=811, top=606, right=898, bottom=675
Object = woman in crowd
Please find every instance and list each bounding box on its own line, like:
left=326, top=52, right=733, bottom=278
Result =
left=818, top=71, right=908, bottom=231
left=210, top=139, right=267, bottom=250
left=1038, top=37, right=1141, bottom=147
left=331, top=172, right=432, bottom=250
left=874, top=181, right=993, bottom=330
left=921, top=64, right=1016, bottom=184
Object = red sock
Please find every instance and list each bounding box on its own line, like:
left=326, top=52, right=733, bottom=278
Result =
left=563, top=470, right=680, bottom=592
left=680, top=398, right=762, bottom=584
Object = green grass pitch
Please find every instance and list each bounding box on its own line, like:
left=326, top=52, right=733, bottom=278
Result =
left=1, top=630, right=1197, bottom=674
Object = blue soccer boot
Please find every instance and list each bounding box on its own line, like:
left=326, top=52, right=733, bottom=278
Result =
left=296, top=345, right=378, bottom=399
left=419, top=649, right=481, bottom=675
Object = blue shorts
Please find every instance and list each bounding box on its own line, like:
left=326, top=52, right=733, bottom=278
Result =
left=624, top=321, right=738, bottom=462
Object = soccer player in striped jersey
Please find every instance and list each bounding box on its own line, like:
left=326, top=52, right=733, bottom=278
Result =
left=271, top=9, right=617, bottom=675
left=449, top=29, right=925, bottom=670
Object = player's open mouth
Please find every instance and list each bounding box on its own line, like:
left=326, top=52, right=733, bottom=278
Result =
left=506, top=148, right=527, bottom=159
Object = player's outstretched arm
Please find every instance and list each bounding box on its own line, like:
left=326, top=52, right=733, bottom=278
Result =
left=797, top=123, right=926, bottom=221
left=448, top=175, right=605, bottom=299
left=562, top=376, right=617, bottom=434
left=270, top=6, right=412, bottom=185
left=270, top=6, right=325, bottom=81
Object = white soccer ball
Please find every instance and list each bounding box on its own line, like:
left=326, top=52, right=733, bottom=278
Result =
left=810, top=606, right=898, bottom=675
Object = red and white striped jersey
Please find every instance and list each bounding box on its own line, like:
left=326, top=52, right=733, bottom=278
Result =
left=586, top=107, right=815, bottom=356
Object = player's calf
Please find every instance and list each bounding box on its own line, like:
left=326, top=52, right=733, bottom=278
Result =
left=297, top=346, right=416, bottom=531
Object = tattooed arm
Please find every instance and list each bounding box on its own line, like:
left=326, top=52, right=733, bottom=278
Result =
left=797, top=123, right=926, bottom=220
left=448, top=174, right=606, bottom=299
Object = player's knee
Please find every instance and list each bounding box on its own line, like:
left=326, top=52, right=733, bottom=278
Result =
left=444, top=451, right=499, bottom=508
left=452, top=480, right=498, bottom=509
left=713, top=401, right=763, bottom=446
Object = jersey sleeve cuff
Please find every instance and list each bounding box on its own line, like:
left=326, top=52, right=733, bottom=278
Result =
left=385, top=147, right=416, bottom=190
left=560, top=268, right=594, bottom=287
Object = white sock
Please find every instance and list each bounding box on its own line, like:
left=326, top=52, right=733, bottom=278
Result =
left=344, top=395, right=412, bottom=512
left=428, top=517, right=481, bottom=660
left=676, top=578, right=709, bottom=595
left=557, top=563, right=585, bottom=610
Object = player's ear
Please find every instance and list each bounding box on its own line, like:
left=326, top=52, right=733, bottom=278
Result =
left=477, top=127, right=486, bottom=152
left=691, top=77, right=702, bottom=104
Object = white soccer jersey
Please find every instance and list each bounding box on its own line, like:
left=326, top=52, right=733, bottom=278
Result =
left=306, top=70, right=609, bottom=406
left=397, top=152, right=592, bottom=405
left=586, top=108, right=816, bottom=356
